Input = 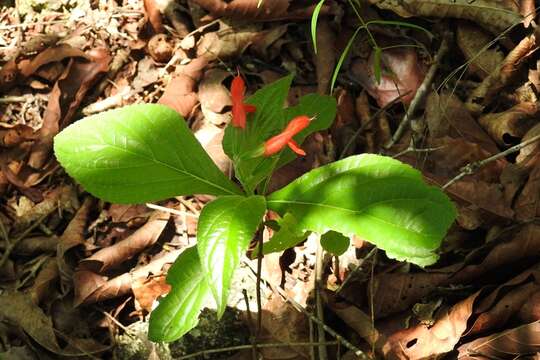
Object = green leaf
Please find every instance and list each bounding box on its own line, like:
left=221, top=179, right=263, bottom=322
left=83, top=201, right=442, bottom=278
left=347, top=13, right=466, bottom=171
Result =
left=148, top=246, right=212, bottom=342
left=311, top=0, right=326, bottom=54
left=331, top=26, right=362, bottom=93
left=320, top=231, right=350, bottom=256
left=266, top=154, right=456, bottom=266
left=54, top=104, right=242, bottom=204
left=373, top=46, right=382, bottom=84
left=252, top=213, right=309, bottom=258
left=223, top=75, right=337, bottom=193
left=197, top=195, right=266, bottom=317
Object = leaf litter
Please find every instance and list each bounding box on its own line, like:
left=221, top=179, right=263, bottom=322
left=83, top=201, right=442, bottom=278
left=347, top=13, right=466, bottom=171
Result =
left=1, top=0, right=540, bottom=359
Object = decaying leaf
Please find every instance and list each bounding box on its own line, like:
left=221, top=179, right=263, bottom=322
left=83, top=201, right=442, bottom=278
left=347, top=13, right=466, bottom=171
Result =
left=478, top=102, right=538, bottom=146
left=79, top=211, right=170, bottom=273
left=458, top=321, right=540, bottom=358
left=198, top=69, right=232, bottom=126
left=383, top=291, right=481, bottom=359
left=369, top=0, right=522, bottom=34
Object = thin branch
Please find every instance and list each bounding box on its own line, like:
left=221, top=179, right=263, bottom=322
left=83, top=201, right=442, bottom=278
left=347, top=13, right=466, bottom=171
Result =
left=315, top=241, right=328, bottom=360
left=443, top=133, right=540, bottom=189
left=384, top=36, right=449, bottom=149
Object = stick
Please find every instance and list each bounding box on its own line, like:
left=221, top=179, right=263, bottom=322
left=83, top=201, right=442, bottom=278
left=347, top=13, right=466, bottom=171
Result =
left=443, top=133, right=540, bottom=189
left=384, top=36, right=449, bottom=149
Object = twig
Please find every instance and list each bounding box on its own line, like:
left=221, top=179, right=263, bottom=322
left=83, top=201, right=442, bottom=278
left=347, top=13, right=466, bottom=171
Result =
left=177, top=341, right=339, bottom=360
left=242, top=289, right=258, bottom=360
left=256, top=230, right=264, bottom=334
left=242, top=258, right=372, bottom=359
left=315, top=242, right=328, bottom=360
left=384, top=36, right=449, bottom=149
left=443, top=133, right=540, bottom=189
left=392, top=144, right=445, bottom=159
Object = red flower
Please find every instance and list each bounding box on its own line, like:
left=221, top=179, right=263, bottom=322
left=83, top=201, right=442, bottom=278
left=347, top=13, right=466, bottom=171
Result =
left=263, top=115, right=311, bottom=157
left=231, top=75, right=256, bottom=129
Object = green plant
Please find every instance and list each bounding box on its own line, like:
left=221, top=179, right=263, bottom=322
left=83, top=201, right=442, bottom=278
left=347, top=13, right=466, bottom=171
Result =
left=311, top=0, right=433, bottom=92
left=53, top=74, right=455, bottom=342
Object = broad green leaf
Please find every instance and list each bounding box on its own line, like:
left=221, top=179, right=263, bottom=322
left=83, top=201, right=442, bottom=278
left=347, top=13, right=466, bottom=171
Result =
left=320, top=231, right=349, bottom=256
left=311, top=0, right=326, bottom=54
left=266, top=154, right=456, bottom=266
left=252, top=213, right=309, bottom=258
left=197, top=195, right=266, bottom=317
left=148, top=246, right=212, bottom=342
left=54, top=104, right=242, bottom=203
left=223, top=75, right=336, bottom=193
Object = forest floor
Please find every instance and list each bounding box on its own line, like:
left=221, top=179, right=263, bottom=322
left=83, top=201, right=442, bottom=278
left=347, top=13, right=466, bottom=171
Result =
left=0, top=0, right=540, bottom=359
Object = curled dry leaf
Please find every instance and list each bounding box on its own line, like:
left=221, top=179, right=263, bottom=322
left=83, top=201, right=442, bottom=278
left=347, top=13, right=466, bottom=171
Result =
left=132, top=275, right=171, bottom=312
left=383, top=291, right=481, bottom=359
left=197, top=22, right=260, bottom=61
left=74, top=249, right=182, bottom=306
left=478, top=102, right=538, bottom=146
left=456, top=21, right=504, bottom=79
left=192, top=0, right=291, bottom=20
left=514, top=158, right=540, bottom=221
left=521, top=0, right=536, bottom=27
left=352, top=47, right=425, bottom=107
left=468, top=266, right=540, bottom=335
left=458, top=321, right=540, bottom=359
left=144, top=0, right=165, bottom=33
left=78, top=211, right=170, bottom=273
left=29, top=48, right=110, bottom=170
left=315, top=19, right=336, bottom=94
left=158, top=57, right=208, bottom=117
left=57, top=198, right=93, bottom=283
left=369, top=0, right=521, bottom=34
left=198, top=69, right=232, bottom=126
left=18, top=44, right=88, bottom=78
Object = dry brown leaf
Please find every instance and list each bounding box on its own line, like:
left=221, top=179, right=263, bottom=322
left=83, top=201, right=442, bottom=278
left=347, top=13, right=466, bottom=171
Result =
left=521, top=0, right=536, bottom=27
left=197, top=22, right=260, bottom=60
left=144, top=0, right=165, bottom=33
left=370, top=0, right=521, bottom=34
left=28, top=48, right=110, bottom=170
left=478, top=102, right=538, bottom=146
left=261, top=294, right=310, bottom=359
left=514, top=159, right=540, bottom=221
left=425, top=92, right=499, bottom=154
left=132, top=275, right=171, bottom=312
left=194, top=122, right=231, bottom=174
left=315, top=19, right=336, bottom=94
left=79, top=211, right=170, bottom=273
left=12, top=185, right=77, bottom=232
left=30, top=256, right=59, bottom=305
left=18, top=44, right=88, bottom=78
left=458, top=321, right=540, bottom=359
left=383, top=291, right=481, bottom=359
left=469, top=276, right=540, bottom=335
left=456, top=22, right=504, bottom=79
left=57, top=198, right=93, bottom=283
left=74, top=249, right=182, bottom=306
left=192, top=0, right=291, bottom=20
left=159, top=57, right=208, bottom=117
left=352, top=47, right=425, bottom=107
left=199, top=69, right=232, bottom=126
left=517, top=122, right=540, bottom=163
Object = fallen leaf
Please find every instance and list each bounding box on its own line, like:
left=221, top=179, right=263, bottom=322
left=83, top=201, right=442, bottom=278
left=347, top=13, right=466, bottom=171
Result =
left=197, top=22, right=260, bottom=60
left=132, top=275, right=171, bottom=312
left=30, top=256, right=59, bottom=305
left=383, top=291, right=481, bottom=359
left=198, top=69, right=232, bottom=126
left=144, top=0, right=165, bottom=33
left=158, top=57, right=208, bottom=117
left=18, top=44, right=88, bottom=78
left=79, top=211, right=170, bottom=273
left=352, top=47, right=425, bottom=107
left=194, top=122, right=232, bottom=174
left=315, top=19, right=336, bottom=94
left=456, top=21, right=504, bottom=79
left=29, top=48, right=110, bottom=169
left=478, top=102, right=538, bottom=146
left=514, top=159, right=540, bottom=221
left=458, top=321, right=540, bottom=359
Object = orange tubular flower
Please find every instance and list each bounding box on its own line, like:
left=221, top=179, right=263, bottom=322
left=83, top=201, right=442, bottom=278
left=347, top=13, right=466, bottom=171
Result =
left=231, top=75, right=256, bottom=129
left=263, top=115, right=311, bottom=157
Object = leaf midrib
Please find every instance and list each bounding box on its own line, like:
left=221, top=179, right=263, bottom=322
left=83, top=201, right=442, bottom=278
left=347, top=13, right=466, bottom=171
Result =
left=95, top=141, right=238, bottom=196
